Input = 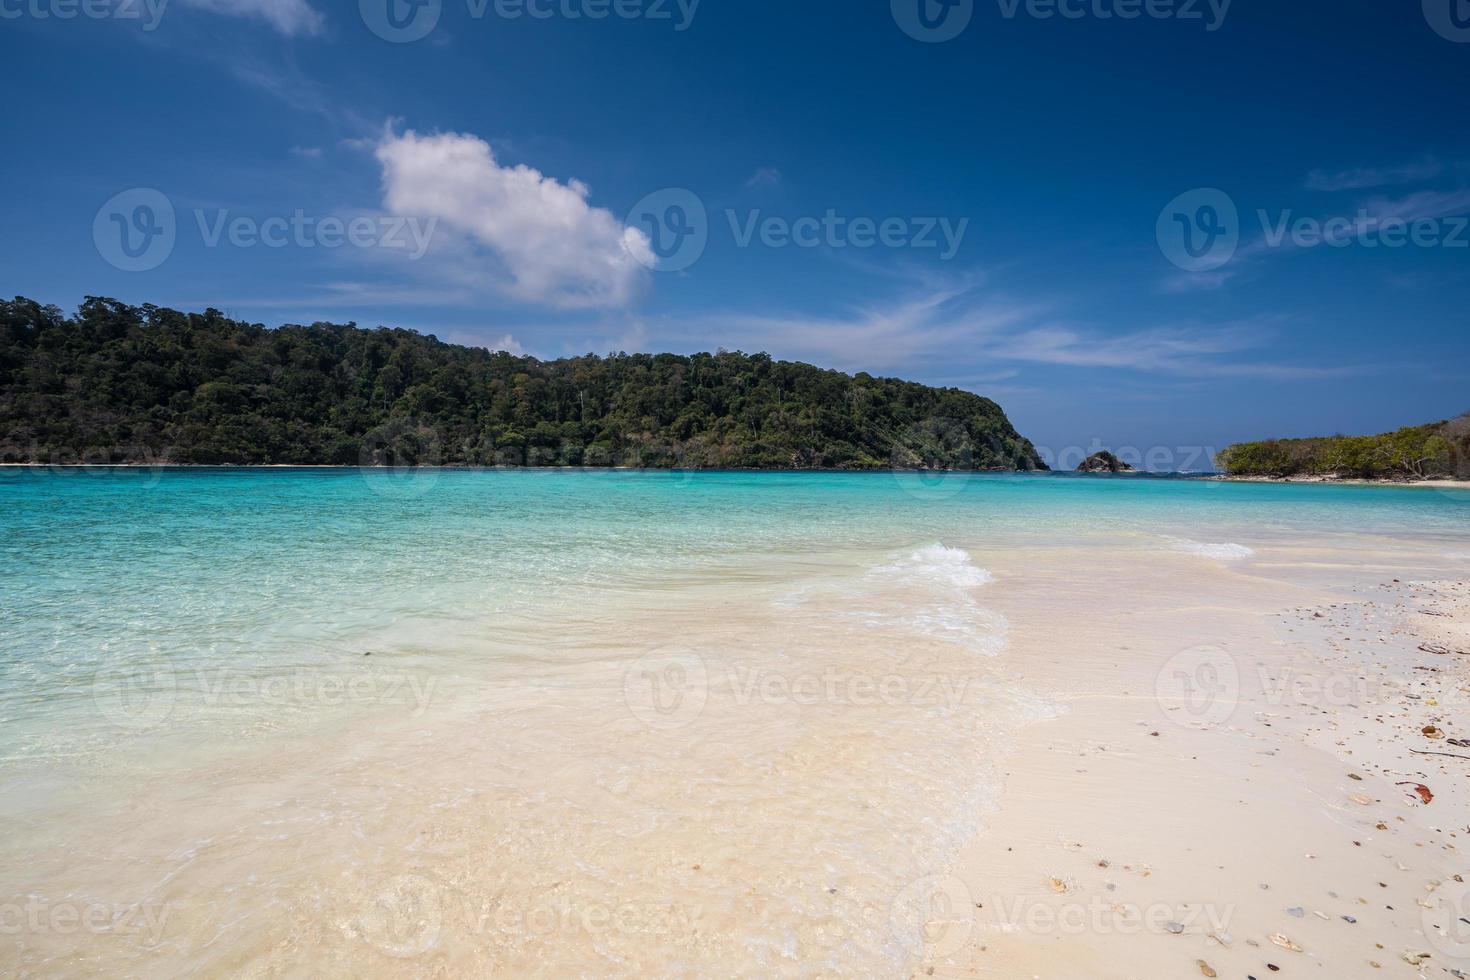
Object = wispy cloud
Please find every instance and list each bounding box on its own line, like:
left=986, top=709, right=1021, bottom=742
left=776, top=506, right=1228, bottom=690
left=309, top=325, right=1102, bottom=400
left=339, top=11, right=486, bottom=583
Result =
left=1305, top=159, right=1442, bottom=192
left=176, top=0, right=325, bottom=36
left=1159, top=268, right=1238, bottom=294
left=746, top=167, right=782, bottom=189
left=692, top=280, right=1356, bottom=381
left=1359, top=187, right=1470, bottom=223
left=1161, top=182, right=1470, bottom=293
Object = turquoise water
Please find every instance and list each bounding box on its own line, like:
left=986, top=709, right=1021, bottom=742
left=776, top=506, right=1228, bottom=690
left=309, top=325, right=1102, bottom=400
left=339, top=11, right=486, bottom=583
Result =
left=1, top=468, right=1466, bottom=976
left=2, top=468, right=1466, bottom=746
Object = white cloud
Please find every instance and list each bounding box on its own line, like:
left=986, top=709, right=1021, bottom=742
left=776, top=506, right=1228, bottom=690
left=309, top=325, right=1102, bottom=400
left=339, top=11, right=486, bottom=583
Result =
left=375, top=129, right=652, bottom=309
left=1305, top=160, right=1442, bottom=192
left=487, top=334, right=525, bottom=355
left=177, top=0, right=324, bottom=35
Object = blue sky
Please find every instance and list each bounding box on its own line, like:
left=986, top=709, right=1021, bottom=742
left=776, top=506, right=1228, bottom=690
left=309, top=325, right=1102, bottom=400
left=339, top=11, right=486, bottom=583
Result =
left=3, top=0, right=1468, bottom=464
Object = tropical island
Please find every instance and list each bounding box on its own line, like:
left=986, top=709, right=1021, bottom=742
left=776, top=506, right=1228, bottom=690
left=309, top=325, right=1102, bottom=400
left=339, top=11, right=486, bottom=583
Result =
left=1217, top=415, right=1469, bottom=482
left=0, top=297, right=1045, bottom=471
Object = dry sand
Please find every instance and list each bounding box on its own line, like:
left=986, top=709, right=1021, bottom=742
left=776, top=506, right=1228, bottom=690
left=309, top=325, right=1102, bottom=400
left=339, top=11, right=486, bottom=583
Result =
left=911, top=543, right=1470, bottom=979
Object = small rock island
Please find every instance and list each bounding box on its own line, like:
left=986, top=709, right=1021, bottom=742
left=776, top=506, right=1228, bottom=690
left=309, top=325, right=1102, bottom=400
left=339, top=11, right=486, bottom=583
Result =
left=1077, top=450, right=1134, bottom=474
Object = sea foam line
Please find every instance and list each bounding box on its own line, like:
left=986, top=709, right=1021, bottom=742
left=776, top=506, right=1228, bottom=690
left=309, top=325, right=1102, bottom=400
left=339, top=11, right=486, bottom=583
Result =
left=1168, top=537, right=1255, bottom=561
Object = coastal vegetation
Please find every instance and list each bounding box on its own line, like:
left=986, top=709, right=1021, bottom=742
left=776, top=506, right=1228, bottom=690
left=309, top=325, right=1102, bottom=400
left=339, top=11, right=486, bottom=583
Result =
left=1217, top=416, right=1470, bottom=481
left=0, top=296, right=1045, bottom=470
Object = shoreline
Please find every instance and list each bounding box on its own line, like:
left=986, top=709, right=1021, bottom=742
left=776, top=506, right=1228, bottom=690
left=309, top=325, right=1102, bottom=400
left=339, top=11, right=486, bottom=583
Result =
left=6, top=463, right=1470, bottom=492
left=1212, top=474, right=1470, bottom=489
left=5, top=461, right=1469, bottom=484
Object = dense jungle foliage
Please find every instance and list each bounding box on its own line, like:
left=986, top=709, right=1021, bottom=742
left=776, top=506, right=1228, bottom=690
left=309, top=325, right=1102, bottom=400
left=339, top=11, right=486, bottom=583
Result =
left=0, top=297, right=1045, bottom=470
left=1217, top=416, right=1470, bottom=480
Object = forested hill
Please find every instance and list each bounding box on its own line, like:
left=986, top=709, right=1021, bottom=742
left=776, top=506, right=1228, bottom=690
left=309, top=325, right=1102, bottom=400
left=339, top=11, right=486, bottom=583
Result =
left=0, top=297, right=1045, bottom=470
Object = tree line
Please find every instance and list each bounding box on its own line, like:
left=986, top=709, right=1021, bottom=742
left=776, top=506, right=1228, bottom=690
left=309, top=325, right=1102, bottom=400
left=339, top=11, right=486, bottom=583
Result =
left=1217, top=416, right=1470, bottom=480
left=0, top=296, right=1045, bottom=471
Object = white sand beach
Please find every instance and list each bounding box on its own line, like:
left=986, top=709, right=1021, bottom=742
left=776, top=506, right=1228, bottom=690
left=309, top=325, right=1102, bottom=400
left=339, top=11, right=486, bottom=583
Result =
left=917, top=541, right=1470, bottom=978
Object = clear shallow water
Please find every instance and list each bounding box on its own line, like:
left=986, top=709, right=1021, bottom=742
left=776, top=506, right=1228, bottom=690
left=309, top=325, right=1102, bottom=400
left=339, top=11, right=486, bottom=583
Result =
left=0, top=469, right=1466, bottom=976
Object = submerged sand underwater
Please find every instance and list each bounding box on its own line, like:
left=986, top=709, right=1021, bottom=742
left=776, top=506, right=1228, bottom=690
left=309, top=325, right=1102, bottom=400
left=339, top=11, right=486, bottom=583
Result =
left=0, top=470, right=1466, bottom=977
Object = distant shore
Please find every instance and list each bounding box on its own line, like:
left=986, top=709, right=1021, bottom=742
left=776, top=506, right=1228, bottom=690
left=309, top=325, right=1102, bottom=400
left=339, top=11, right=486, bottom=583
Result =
left=1210, top=473, right=1470, bottom=489
left=5, top=462, right=1470, bottom=488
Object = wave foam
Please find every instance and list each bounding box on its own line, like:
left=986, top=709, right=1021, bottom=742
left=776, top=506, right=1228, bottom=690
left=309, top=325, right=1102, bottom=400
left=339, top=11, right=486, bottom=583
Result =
left=1171, top=538, right=1254, bottom=561
left=878, top=544, right=995, bottom=588
left=860, top=545, right=1006, bottom=655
